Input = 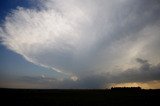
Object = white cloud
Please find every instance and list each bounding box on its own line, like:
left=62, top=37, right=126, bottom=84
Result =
left=0, top=0, right=160, bottom=81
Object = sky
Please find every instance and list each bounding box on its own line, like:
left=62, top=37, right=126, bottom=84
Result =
left=0, top=0, right=160, bottom=89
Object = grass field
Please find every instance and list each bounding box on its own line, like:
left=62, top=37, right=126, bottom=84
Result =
left=0, top=88, right=159, bottom=105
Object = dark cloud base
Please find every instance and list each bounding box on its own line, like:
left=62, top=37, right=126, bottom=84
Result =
left=1, top=58, right=159, bottom=89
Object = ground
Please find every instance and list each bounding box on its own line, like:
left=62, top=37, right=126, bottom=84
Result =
left=0, top=88, right=159, bottom=106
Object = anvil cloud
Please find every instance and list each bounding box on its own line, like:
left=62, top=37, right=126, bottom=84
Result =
left=0, top=0, right=160, bottom=88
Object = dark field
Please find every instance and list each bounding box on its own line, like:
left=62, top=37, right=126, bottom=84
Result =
left=0, top=88, right=160, bottom=106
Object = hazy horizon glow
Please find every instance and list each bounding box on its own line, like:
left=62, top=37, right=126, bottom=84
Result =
left=0, top=0, right=160, bottom=89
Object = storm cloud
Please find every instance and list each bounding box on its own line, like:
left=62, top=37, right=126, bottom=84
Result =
left=0, top=0, right=160, bottom=88
left=4, top=58, right=158, bottom=89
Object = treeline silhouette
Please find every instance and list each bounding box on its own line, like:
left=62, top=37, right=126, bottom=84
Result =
left=111, top=87, right=141, bottom=91
left=0, top=87, right=159, bottom=106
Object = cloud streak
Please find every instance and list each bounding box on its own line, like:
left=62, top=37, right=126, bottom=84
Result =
left=0, top=0, right=160, bottom=88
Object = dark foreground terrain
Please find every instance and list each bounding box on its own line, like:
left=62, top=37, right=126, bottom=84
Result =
left=0, top=88, right=160, bottom=106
